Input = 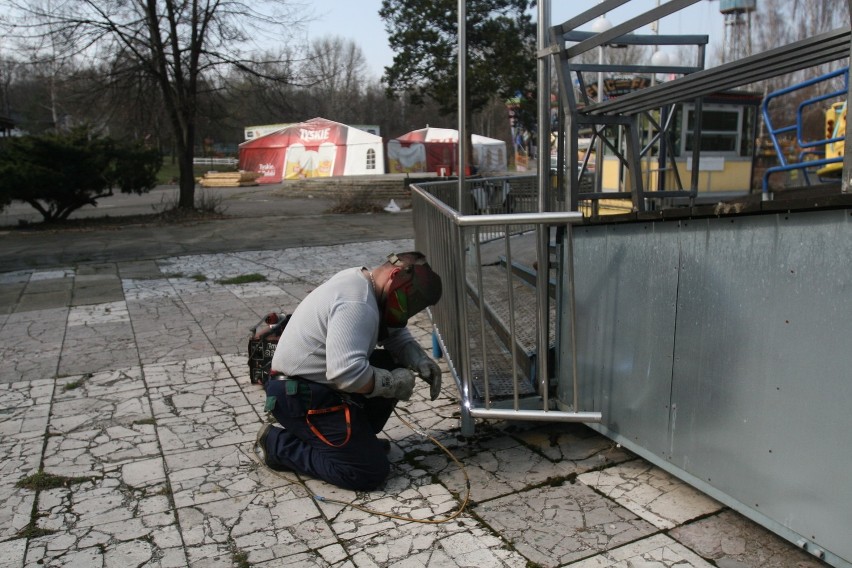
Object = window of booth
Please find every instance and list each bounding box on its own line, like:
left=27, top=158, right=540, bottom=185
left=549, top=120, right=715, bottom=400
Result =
left=366, top=148, right=376, bottom=170
left=679, top=103, right=749, bottom=157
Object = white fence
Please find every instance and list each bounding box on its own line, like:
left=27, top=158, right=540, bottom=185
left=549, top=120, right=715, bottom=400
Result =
left=193, top=157, right=238, bottom=167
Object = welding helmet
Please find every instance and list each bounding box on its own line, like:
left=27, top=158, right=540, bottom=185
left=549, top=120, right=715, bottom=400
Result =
left=381, top=253, right=442, bottom=328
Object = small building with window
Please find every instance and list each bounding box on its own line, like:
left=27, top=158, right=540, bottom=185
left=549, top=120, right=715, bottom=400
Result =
left=599, top=90, right=761, bottom=196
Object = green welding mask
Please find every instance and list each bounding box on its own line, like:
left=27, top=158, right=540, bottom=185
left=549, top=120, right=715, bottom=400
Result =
left=382, top=254, right=442, bottom=328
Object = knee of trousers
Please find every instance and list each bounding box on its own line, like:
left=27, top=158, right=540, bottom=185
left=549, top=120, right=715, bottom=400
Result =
left=326, top=452, right=390, bottom=492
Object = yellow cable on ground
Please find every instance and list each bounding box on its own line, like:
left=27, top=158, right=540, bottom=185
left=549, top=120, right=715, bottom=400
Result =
left=253, top=408, right=471, bottom=524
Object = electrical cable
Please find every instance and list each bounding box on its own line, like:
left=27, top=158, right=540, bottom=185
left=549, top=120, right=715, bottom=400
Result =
left=252, top=408, right=471, bottom=524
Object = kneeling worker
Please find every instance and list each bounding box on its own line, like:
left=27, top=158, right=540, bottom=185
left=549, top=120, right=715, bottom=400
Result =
left=256, top=251, right=443, bottom=491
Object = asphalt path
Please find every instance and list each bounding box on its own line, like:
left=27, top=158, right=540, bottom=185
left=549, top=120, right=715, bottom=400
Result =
left=0, top=184, right=416, bottom=273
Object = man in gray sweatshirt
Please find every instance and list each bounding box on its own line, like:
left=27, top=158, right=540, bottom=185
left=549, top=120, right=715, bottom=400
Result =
left=257, top=251, right=443, bottom=490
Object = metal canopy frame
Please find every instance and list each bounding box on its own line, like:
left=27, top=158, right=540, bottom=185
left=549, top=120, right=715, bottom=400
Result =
left=548, top=0, right=851, bottom=213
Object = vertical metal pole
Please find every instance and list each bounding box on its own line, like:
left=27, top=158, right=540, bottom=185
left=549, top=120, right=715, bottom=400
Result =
left=536, top=0, right=551, bottom=404
left=504, top=230, right=519, bottom=411
left=596, top=46, right=605, bottom=197
left=457, top=0, right=467, bottom=210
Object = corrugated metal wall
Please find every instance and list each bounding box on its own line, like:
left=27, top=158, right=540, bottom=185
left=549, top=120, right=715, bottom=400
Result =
left=559, top=208, right=852, bottom=566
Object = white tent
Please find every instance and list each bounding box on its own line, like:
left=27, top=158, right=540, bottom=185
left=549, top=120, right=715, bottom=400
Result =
left=238, top=117, right=385, bottom=184
left=387, top=128, right=508, bottom=175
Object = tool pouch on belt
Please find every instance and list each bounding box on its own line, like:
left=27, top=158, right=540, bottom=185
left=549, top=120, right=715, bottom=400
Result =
left=269, top=378, right=352, bottom=448
left=247, top=312, right=291, bottom=385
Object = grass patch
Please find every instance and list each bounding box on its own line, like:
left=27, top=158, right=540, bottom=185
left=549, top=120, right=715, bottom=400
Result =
left=16, top=524, right=56, bottom=539
left=62, top=380, right=83, bottom=391
left=232, top=549, right=251, bottom=568
left=16, top=470, right=93, bottom=491
left=191, top=274, right=208, bottom=282
left=217, top=273, right=267, bottom=285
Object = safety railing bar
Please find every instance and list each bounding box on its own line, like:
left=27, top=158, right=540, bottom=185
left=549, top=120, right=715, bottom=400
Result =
left=504, top=227, right=520, bottom=411
left=761, top=67, right=849, bottom=163
left=536, top=225, right=550, bottom=407
left=566, top=224, right=580, bottom=412
left=454, top=220, right=475, bottom=426
left=474, top=227, right=491, bottom=409
left=762, top=157, right=844, bottom=193
left=457, top=211, right=584, bottom=227
left=412, top=183, right=599, bottom=431
left=469, top=408, right=602, bottom=423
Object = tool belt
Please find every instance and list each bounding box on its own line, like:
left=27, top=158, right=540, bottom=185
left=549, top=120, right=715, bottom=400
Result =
left=269, top=375, right=353, bottom=448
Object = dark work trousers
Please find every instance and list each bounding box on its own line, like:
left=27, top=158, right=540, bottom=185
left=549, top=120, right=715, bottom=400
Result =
left=263, top=350, right=399, bottom=491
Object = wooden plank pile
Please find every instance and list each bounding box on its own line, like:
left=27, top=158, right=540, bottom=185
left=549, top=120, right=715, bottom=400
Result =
left=197, top=171, right=262, bottom=188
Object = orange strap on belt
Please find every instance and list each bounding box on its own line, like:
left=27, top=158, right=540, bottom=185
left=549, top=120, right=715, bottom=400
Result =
left=306, top=404, right=352, bottom=448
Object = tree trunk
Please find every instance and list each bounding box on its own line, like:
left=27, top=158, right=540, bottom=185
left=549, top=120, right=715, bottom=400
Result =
left=177, top=144, right=195, bottom=209
left=174, top=119, right=196, bottom=209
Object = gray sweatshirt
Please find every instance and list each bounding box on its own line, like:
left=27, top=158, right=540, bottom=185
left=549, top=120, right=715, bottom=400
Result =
left=271, top=266, right=415, bottom=392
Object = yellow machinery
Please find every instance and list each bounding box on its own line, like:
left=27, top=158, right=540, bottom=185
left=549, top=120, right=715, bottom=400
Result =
left=817, top=100, right=846, bottom=177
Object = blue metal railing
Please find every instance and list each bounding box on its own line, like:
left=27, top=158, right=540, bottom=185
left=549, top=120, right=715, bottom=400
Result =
left=761, top=66, right=848, bottom=197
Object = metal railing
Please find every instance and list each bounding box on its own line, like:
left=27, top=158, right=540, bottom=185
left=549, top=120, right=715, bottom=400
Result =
left=411, top=180, right=602, bottom=436
left=761, top=66, right=849, bottom=196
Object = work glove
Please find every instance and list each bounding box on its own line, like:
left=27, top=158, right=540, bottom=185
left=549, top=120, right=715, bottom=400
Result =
left=400, top=342, right=442, bottom=401
left=367, top=367, right=415, bottom=401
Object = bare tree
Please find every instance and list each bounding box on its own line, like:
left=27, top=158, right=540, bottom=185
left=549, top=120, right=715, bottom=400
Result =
left=1, top=0, right=308, bottom=209
left=303, top=36, right=369, bottom=123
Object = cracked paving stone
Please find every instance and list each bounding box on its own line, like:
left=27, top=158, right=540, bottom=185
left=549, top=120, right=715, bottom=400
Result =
left=147, top=364, right=258, bottom=452
left=26, top=521, right=187, bottom=567
left=177, top=485, right=335, bottom=566
left=0, top=307, right=68, bottom=384
left=37, top=458, right=170, bottom=530
left=0, top=538, right=26, bottom=567
left=0, top=434, right=43, bottom=484
left=476, top=481, right=656, bottom=568
left=228, top=282, right=289, bottom=299
left=306, top=473, right=461, bottom=541
left=0, top=426, right=45, bottom=535
left=54, top=367, right=146, bottom=399
left=43, top=421, right=159, bottom=477
left=66, top=301, right=129, bottom=326
left=403, top=431, right=579, bottom=504
left=154, top=407, right=259, bottom=453
left=577, top=459, right=723, bottom=529
left=164, top=444, right=290, bottom=509
left=668, top=509, right=827, bottom=568
left=58, top=321, right=138, bottom=376
left=26, top=458, right=187, bottom=567
left=143, top=356, right=233, bottom=388
left=0, top=483, right=36, bottom=541
left=234, top=239, right=415, bottom=286
left=343, top=515, right=528, bottom=568
left=49, top=380, right=153, bottom=434
left=122, top=278, right=178, bottom=301
left=254, top=545, right=356, bottom=567
left=0, top=378, right=53, bottom=437
left=512, top=422, right=634, bottom=466
left=157, top=253, right=290, bottom=284
left=568, top=533, right=715, bottom=567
